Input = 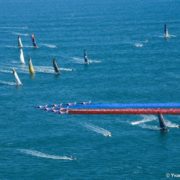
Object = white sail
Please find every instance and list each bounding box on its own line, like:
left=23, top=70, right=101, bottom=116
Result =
left=18, top=36, right=23, bottom=48
left=164, top=24, right=170, bottom=39
left=165, top=29, right=169, bottom=38
left=20, top=48, right=25, bottom=64
left=12, top=68, right=22, bottom=86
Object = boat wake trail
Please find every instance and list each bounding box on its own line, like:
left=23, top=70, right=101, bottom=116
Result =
left=35, top=66, right=73, bottom=73
left=133, top=40, right=148, bottom=48
left=5, top=45, right=34, bottom=49
left=170, top=35, right=176, bottom=37
left=34, top=66, right=54, bottom=74
left=134, top=42, right=143, bottom=48
left=5, top=45, right=18, bottom=49
left=138, top=124, right=160, bottom=131
left=0, top=80, right=16, bottom=86
left=0, top=66, right=28, bottom=74
left=131, top=115, right=159, bottom=130
left=131, top=115, right=156, bottom=125
left=11, top=32, right=29, bottom=36
left=60, top=68, right=73, bottom=72
left=165, top=120, right=179, bottom=128
left=40, top=43, right=57, bottom=49
left=17, top=149, right=75, bottom=161
left=0, top=65, right=73, bottom=75
left=131, top=115, right=179, bottom=130
left=81, top=122, right=112, bottom=137
left=158, top=34, right=176, bottom=38
left=0, top=26, right=28, bottom=30
left=72, top=57, right=101, bottom=64
left=0, top=69, right=12, bottom=74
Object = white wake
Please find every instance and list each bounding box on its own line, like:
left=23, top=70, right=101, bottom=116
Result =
left=138, top=124, right=160, bottom=131
left=131, top=115, right=179, bottom=130
left=5, top=45, right=18, bottom=49
left=0, top=65, right=73, bottom=75
left=0, top=69, right=12, bottom=74
left=134, top=42, right=143, bottom=48
left=18, top=149, right=75, bottom=161
left=82, top=123, right=111, bottom=137
left=158, top=34, right=176, bottom=38
left=40, top=43, right=57, bottom=48
left=12, top=32, right=29, bottom=36
left=72, top=57, right=101, bottom=64
left=0, top=80, right=16, bottom=86
left=165, top=120, right=179, bottom=128
left=131, top=115, right=156, bottom=125
left=0, top=26, right=28, bottom=29
left=35, top=66, right=73, bottom=73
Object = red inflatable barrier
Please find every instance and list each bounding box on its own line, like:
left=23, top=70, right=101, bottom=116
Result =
left=68, top=108, right=180, bottom=115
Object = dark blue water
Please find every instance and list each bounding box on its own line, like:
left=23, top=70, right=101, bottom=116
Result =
left=0, top=0, right=180, bottom=179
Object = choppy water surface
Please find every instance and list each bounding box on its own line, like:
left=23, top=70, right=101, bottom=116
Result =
left=0, top=0, right=180, bottom=179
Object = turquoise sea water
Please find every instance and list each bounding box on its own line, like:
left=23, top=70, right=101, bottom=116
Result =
left=0, top=0, right=180, bottom=179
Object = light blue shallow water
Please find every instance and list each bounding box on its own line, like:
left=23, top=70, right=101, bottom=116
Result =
left=0, top=0, right=180, bottom=179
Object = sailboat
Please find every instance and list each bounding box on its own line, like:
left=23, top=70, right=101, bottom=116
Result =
left=31, top=34, right=38, bottom=48
left=28, top=57, right=35, bottom=75
left=158, top=114, right=168, bottom=131
left=84, top=49, right=89, bottom=64
left=12, top=68, right=22, bottom=86
left=164, top=24, right=170, bottom=39
left=19, top=48, right=25, bottom=64
left=18, top=35, right=23, bottom=48
left=52, top=58, right=60, bottom=74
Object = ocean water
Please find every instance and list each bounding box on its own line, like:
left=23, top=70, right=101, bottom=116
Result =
left=0, top=0, right=180, bottom=179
